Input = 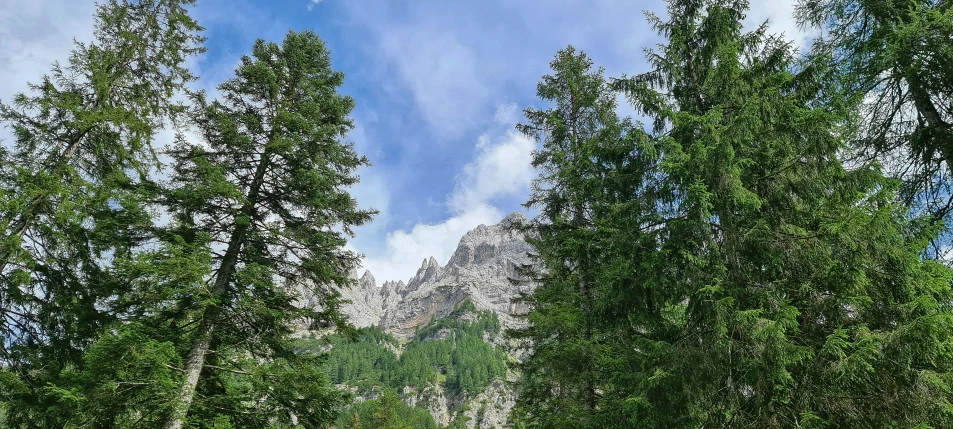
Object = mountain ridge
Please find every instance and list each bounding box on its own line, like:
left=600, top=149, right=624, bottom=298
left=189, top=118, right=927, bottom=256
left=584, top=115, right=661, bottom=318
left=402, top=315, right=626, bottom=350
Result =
left=340, top=212, right=535, bottom=339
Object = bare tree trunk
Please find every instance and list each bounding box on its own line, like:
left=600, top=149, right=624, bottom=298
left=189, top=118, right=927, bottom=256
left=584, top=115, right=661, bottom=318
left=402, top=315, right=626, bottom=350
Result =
left=163, top=312, right=215, bottom=429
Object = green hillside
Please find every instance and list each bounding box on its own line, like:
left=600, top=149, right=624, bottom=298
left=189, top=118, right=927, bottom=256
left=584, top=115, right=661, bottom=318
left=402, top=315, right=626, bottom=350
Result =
left=295, top=301, right=509, bottom=428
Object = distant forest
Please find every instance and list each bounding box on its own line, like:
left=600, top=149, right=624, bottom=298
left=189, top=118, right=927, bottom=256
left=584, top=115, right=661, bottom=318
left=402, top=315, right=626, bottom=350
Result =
left=297, top=302, right=507, bottom=428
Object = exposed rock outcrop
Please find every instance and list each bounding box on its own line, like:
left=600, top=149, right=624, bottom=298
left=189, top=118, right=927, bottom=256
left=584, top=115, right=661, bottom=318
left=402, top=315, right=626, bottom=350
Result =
left=463, top=378, right=515, bottom=429
left=340, top=212, right=535, bottom=339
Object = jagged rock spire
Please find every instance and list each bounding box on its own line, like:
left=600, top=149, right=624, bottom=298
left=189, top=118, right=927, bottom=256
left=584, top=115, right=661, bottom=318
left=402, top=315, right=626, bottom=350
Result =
left=337, top=212, right=536, bottom=338
left=360, top=270, right=376, bottom=288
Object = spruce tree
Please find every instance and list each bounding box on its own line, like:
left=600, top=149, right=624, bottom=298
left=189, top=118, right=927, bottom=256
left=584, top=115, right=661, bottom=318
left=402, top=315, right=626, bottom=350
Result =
left=156, top=30, right=373, bottom=428
left=0, top=1, right=203, bottom=425
left=511, top=47, right=651, bottom=428
left=515, top=0, right=953, bottom=427
left=0, top=0, right=203, bottom=357
left=606, top=0, right=953, bottom=426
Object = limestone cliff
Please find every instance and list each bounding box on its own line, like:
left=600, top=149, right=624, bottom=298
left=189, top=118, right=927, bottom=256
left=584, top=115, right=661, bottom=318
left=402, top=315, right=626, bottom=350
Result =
left=340, top=212, right=535, bottom=338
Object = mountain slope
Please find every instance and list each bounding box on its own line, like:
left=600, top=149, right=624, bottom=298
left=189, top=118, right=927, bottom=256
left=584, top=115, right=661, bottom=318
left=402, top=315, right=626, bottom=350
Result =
left=326, top=212, right=535, bottom=428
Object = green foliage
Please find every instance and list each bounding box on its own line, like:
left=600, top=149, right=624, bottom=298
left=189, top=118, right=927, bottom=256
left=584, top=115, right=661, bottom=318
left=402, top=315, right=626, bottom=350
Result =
left=511, top=45, right=647, bottom=428
left=0, top=1, right=204, bottom=426
left=316, top=327, right=401, bottom=387
left=151, top=29, right=373, bottom=428
left=182, top=354, right=345, bottom=429
left=335, top=389, right=438, bottom=429
left=318, top=303, right=507, bottom=397
left=0, top=0, right=204, bottom=364
left=398, top=305, right=506, bottom=396
left=513, top=0, right=953, bottom=428
left=445, top=415, right=471, bottom=429
left=0, top=10, right=373, bottom=427
left=797, top=0, right=953, bottom=224
left=4, top=0, right=953, bottom=428
left=313, top=303, right=507, bottom=426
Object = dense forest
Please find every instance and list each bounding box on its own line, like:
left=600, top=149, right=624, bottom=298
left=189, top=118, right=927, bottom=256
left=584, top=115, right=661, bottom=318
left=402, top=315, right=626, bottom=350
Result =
left=295, top=302, right=508, bottom=428
left=1, top=0, right=952, bottom=427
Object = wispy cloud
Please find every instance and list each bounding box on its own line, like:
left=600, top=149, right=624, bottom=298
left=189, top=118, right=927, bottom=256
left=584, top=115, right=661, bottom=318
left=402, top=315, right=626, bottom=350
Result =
left=358, top=104, right=537, bottom=282
left=307, top=0, right=323, bottom=11
left=0, top=0, right=96, bottom=111
left=377, top=27, right=488, bottom=138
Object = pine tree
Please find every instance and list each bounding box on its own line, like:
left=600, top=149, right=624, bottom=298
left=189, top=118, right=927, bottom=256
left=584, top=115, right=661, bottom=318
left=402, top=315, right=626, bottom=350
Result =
left=0, top=1, right=203, bottom=426
left=511, top=46, right=650, bottom=428
left=156, top=30, right=373, bottom=428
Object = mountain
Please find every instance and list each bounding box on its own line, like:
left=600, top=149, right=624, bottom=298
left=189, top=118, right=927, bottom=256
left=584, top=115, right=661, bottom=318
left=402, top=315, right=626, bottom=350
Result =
left=324, top=212, right=536, bottom=428
left=340, top=212, right=535, bottom=338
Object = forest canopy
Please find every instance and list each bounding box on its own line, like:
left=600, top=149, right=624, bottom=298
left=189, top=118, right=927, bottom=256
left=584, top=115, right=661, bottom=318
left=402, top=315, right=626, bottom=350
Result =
left=1, top=0, right=952, bottom=428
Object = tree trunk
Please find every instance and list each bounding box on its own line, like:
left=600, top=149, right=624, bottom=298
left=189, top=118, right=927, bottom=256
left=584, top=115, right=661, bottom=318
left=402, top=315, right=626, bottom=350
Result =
left=906, top=72, right=953, bottom=174
left=163, top=312, right=215, bottom=429
left=162, top=149, right=272, bottom=429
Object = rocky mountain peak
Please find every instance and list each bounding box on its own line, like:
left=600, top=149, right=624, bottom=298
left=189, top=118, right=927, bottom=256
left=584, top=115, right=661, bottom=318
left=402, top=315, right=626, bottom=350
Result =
left=337, top=212, right=536, bottom=339
left=446, top=214, right=528, bottom=271
left=500, top=211, right=527, bottom=227
left=359, top=270, right=376, bottom=288
left=328, top=213, right=534, bottom=428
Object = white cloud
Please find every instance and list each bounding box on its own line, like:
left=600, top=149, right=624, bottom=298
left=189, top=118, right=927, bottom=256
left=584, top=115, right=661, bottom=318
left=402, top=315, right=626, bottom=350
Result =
left=377, top=28, right=488, bottom=137
left=356, top=110, right=537, bottom=283
left=307, top=0, right=323, bottom=11
left=493, top=102, right=520, bottom=125
left=449, top=129, right=536, bottom=212
left=0, top=0, right=96, bottom=140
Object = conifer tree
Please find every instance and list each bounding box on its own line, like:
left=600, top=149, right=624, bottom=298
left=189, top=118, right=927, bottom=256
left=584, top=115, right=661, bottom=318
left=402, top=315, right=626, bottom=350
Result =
left=515, top=0, right=953, bottom=427
left=156, top=30, right=373, bottom=428
left=0, top=0, right=203, bottom=354
left=605, top=0, right=953, bottom=426
left=511, top=47, right=651, bottom=428
left=369, top=390, right=412, bottom=429
left=0, top=0, right=203, bottom=425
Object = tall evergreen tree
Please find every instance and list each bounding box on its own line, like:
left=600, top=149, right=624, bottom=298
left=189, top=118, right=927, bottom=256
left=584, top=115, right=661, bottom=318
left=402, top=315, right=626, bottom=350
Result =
left=156, top=30, right=373, bottom=428
left=0, top=0, right=203, bottom=359
left=0, top=1, right=203, bottom=425
left=511, top=47, right=653, bottom=428
left=609, top=0, right=953, bottom=426
left=515, top=0, right=953, bottom=427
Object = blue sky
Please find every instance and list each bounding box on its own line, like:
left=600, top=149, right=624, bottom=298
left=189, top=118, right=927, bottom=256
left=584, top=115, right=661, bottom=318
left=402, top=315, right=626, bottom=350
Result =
left=0, top=0, right=807, bottom=282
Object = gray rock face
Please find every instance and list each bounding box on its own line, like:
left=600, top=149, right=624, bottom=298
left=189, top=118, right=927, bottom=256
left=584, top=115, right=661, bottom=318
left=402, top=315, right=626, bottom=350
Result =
left=334, top=212, right=534, bottom=428
left=340, top=212, right=535, bottom=339
left=336, top=269, right=388, bottom=328
left=463, top=378, right=515, bottom=429
left=403, top=383, right=454, bottom=426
